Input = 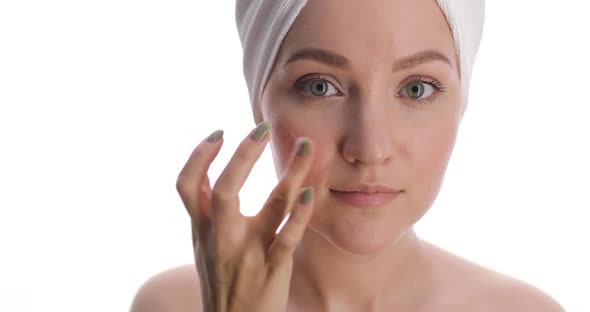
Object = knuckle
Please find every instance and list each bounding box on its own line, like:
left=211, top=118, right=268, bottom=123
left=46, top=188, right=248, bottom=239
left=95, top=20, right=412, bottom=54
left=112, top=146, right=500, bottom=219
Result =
left=235, top=136, right=262, bottom=159
left=175, top=175, right=194, bottom=197
left=233, top=143, right=253, bottom=163
left=266, top=191, right=291, bottom=210
left=241, top=248, right=262, bottom=269
left=279, top=228, right=299, bottom=248
left=270, top=238, right=294, bottom=264
left=211, top=187, right=233, bottom=205
left=176, top=146, right=208, bottom=192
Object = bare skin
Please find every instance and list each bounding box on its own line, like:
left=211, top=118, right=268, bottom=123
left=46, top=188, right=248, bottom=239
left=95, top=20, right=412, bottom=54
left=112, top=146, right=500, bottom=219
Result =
left=131, top=0, right=565, bottom=311
left=132, top=245, right=563, bottom=311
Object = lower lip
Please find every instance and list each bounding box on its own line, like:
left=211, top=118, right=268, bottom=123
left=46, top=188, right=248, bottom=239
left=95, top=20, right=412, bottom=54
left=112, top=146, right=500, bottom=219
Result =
left=330, top=190, right=401, bottom=208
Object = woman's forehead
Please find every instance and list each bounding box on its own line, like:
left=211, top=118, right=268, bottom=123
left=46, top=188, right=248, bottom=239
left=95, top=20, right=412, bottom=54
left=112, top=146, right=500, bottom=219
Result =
left=278, top=0, right=457, bottom=67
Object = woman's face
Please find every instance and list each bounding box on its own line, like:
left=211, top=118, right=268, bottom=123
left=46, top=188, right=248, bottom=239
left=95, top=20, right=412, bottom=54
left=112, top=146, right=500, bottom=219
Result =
left=258, top=0, right=462, bottom=254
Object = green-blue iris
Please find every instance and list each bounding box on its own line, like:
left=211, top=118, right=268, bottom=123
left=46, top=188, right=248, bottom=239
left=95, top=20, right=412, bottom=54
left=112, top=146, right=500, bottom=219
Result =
left=406, top=81, right=425, bottom=98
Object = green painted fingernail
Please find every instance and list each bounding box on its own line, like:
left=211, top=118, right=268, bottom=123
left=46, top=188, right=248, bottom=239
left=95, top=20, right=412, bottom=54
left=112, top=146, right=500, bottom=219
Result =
left=300, top=187, right=313, bottom=205
left=206, top=129, right=224, bottom=142
left=296, top=139, right=310, bottom=157
left=250, top=121, right=270, bottom=142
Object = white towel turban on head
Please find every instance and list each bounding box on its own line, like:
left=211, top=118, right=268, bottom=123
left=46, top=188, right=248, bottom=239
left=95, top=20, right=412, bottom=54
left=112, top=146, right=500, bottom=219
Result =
left=235, top=0, right=485, bottom=117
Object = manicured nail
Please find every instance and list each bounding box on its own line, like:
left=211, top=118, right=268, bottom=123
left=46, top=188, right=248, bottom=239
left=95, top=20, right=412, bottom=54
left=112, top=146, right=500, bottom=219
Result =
left=296, top=139, right=310, bottom=157
left=300, top=187, right=314, bottom=205
left=206, top=129, right=224, bottom=142
left=250, top=121, right=270, bottom=142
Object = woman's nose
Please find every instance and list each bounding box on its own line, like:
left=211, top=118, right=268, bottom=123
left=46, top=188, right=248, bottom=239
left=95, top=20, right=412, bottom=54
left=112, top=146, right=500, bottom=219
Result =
left=341, top=101, right=395, bottom=166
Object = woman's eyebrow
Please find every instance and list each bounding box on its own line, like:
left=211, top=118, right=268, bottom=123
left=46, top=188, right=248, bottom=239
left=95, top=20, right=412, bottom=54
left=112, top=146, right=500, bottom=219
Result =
left=284, top=48, right=452, bottom=71
left=392, top=50, right=453, bottom=72
left=284, top=48, right=350, bottom=69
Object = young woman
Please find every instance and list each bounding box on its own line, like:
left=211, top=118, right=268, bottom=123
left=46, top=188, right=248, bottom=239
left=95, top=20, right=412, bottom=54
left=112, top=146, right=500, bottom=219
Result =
left=132, top=0, right=564, bottom=311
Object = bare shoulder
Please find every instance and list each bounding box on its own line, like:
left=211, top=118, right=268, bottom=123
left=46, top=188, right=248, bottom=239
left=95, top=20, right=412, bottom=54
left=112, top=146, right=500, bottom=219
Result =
left=130, top=264, right=201, bottom=312
left=476, top=276, right=566, bottom=312
left=423, top=242, right=565, bottom=312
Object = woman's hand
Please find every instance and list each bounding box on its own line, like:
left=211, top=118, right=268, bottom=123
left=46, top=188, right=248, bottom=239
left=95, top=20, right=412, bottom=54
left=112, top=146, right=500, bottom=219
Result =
left=175, top=122, right=315, bottom=312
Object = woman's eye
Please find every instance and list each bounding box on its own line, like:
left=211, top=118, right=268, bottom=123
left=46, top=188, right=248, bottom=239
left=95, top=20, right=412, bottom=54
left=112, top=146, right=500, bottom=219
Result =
left=401, top=81, right=435, bottom=99
left=299, top=79, right=340, bottom=97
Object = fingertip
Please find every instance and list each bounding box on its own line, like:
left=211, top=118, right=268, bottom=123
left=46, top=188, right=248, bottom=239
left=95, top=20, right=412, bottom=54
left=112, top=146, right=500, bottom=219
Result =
left=293, top=187, right=315, bottom=222
left=206, top=129, right=224, bottom=143
left=250, top=121, right=271, bottom=142
left=295, top=138, right=312, bottom=158
left=299, top=187, right=314, bottom=206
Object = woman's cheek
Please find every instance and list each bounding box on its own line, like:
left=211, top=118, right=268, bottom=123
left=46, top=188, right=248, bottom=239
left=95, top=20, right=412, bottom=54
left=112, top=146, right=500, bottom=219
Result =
left=267, top=110, right=311, bottom=175
left=263, top=84, right=344, bottom=179
left=268, top=112, right=336, bottom=184
left=413, top=122, right=458, bottom=197
left=269, top=124, right=296, bottom=177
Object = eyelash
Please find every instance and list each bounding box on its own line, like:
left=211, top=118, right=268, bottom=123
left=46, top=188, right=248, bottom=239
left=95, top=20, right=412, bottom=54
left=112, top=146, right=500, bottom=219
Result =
left=295, top=74, right=343, bottom=101
left=294, top=74, right=446, bottom=105
left=403, top=76, right=446, bottom=106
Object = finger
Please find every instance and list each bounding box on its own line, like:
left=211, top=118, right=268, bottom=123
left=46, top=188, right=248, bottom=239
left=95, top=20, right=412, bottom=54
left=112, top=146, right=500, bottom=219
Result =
left=197, top=175, right=213, bottom=220
left=211, top=121, right=271, bottom=218
left=267, top=187, right=314, bottom=265
left=254, top=137, right=313, bottom=239
left=176, top=129, right=224, bottom=222
left=192, top=175, right=214, bottom=245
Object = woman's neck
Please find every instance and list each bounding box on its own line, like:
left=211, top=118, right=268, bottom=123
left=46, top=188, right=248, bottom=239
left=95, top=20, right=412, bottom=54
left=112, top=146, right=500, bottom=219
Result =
left=289, top=227, right=434, bottom=311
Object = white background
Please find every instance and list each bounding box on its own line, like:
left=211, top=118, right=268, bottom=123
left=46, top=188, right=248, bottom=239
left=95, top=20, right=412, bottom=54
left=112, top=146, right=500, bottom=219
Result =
left=1, top=1, right=588, bottom=311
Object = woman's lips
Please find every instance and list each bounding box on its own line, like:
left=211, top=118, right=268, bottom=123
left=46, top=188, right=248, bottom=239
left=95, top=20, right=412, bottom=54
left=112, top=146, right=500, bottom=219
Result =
left=330, top=190, right=401, bottom=208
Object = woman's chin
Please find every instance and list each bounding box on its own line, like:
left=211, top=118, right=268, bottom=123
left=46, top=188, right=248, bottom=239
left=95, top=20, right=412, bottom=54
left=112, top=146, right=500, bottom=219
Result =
left=307, top=221, right=409, bottom=256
